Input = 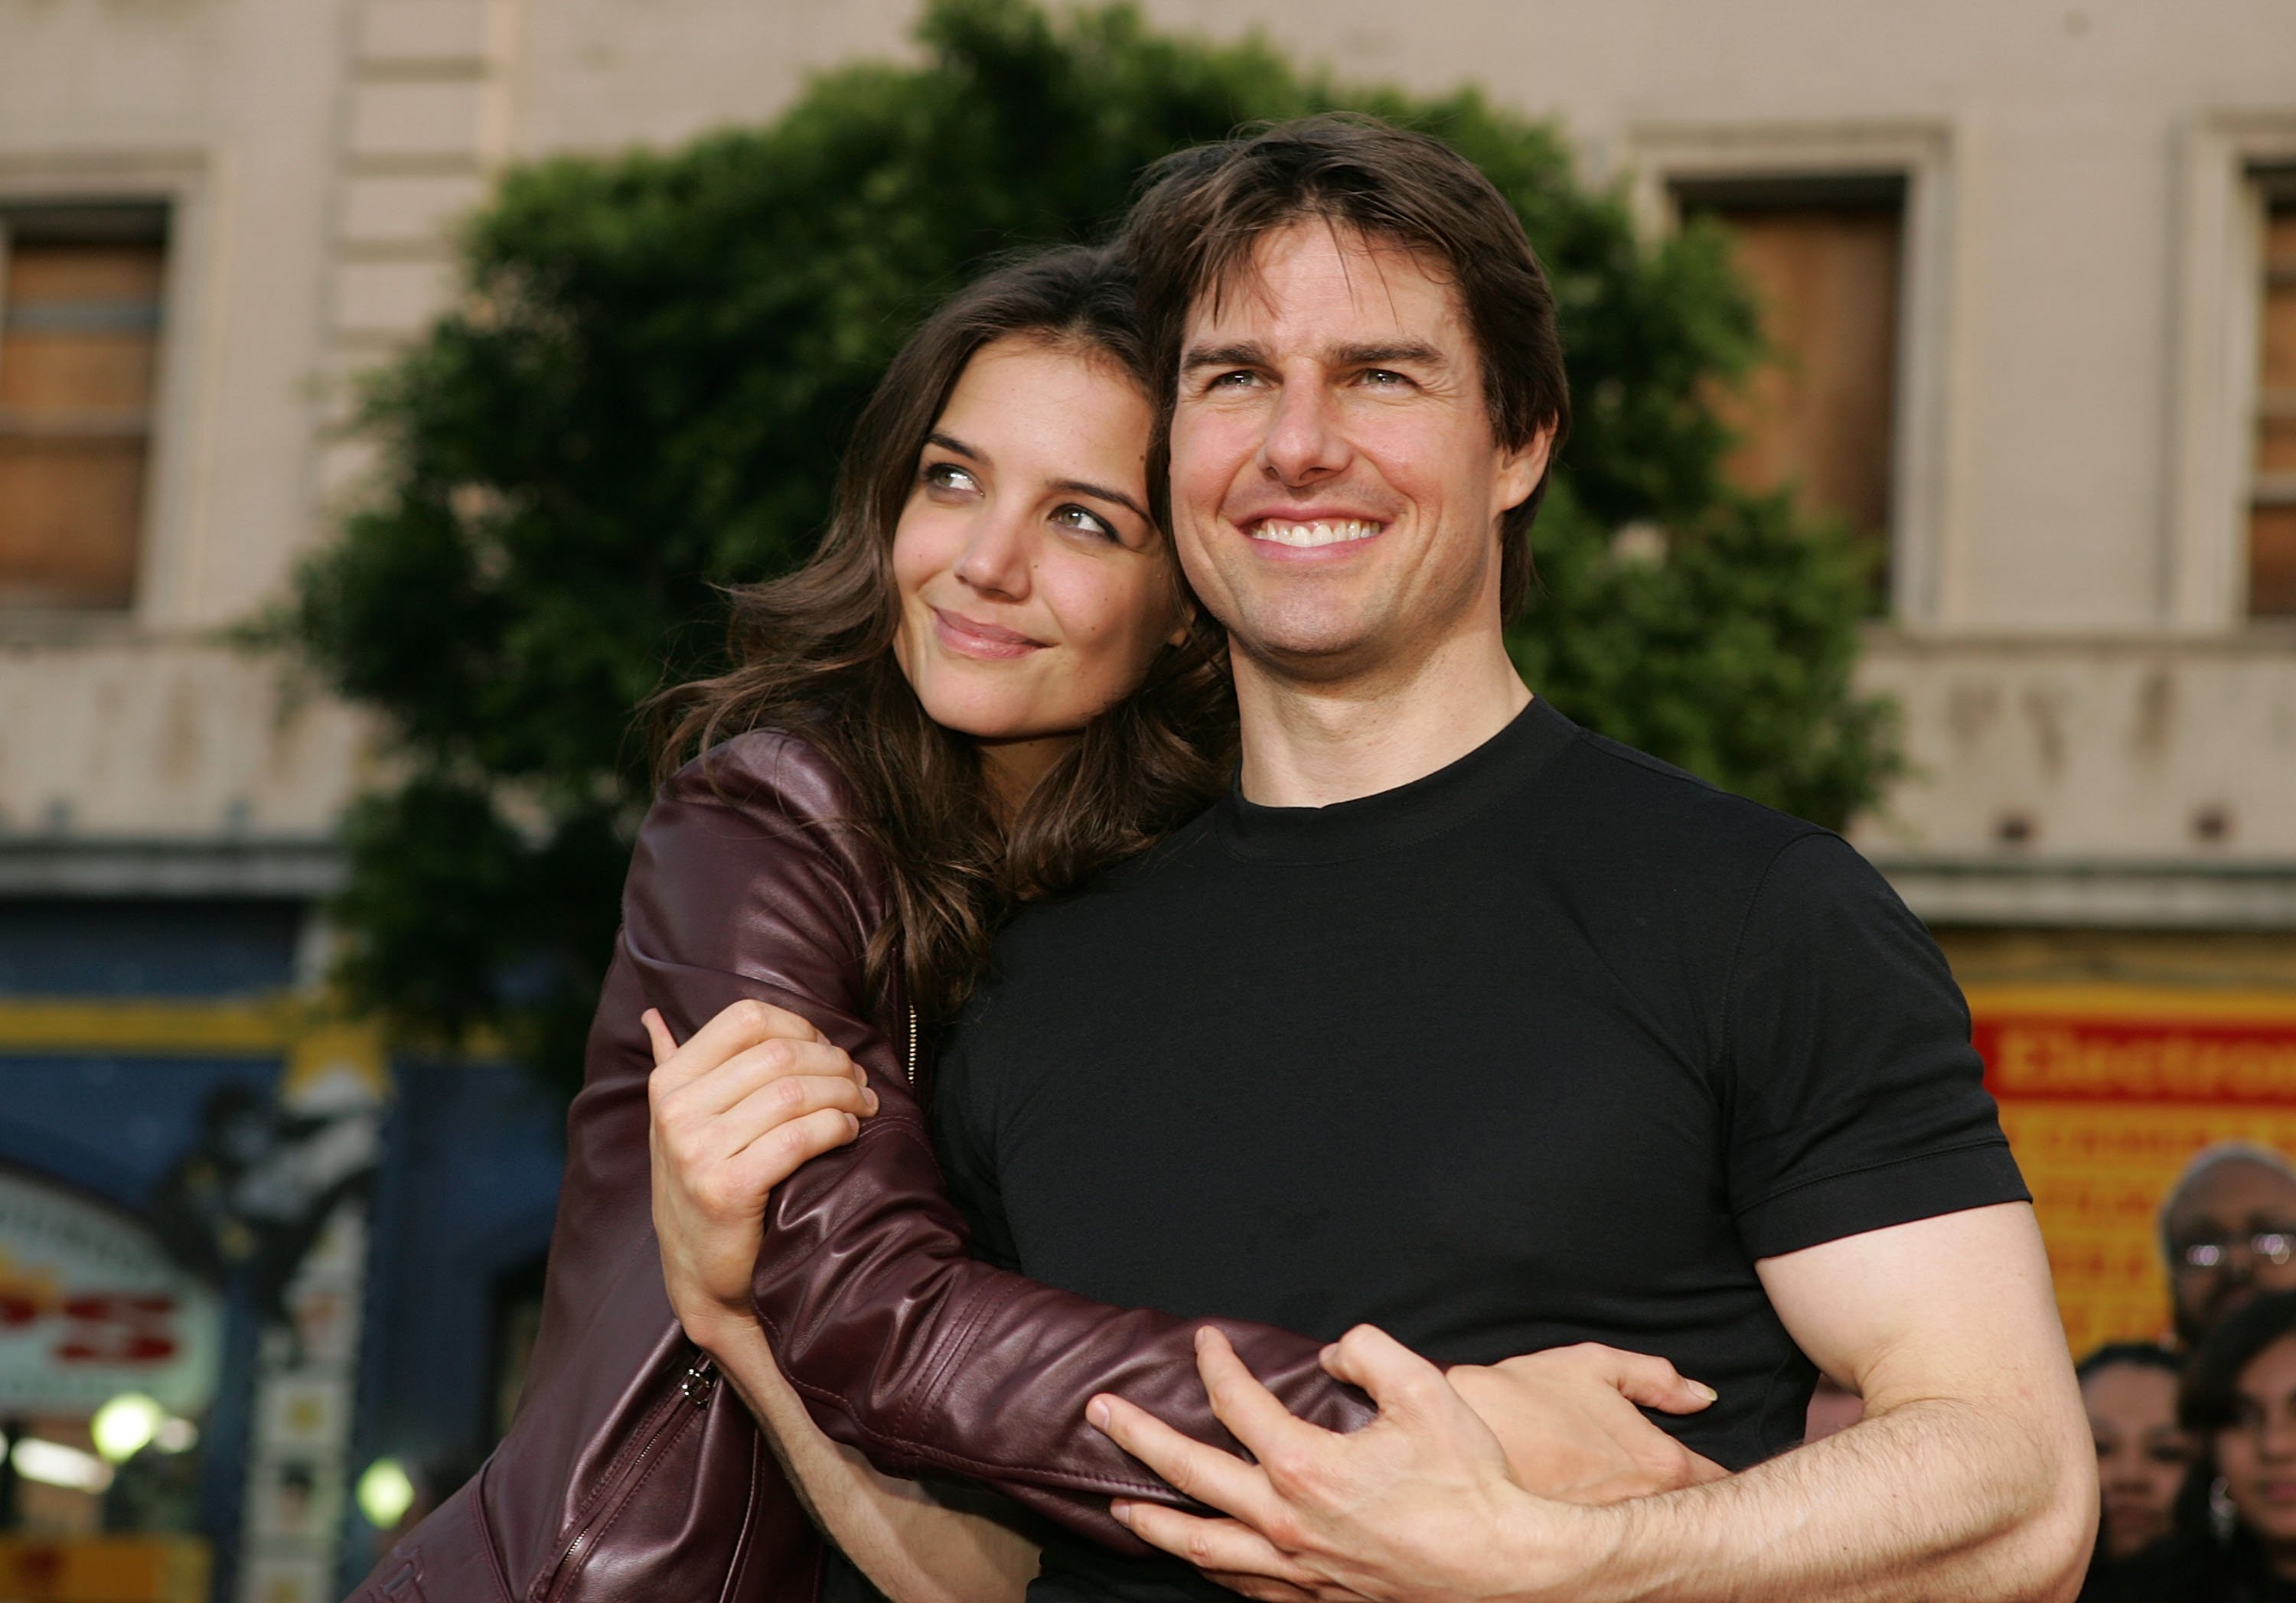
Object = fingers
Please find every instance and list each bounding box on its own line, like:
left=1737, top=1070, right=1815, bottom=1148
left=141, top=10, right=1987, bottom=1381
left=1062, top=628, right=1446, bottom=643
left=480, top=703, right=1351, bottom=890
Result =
left=669, top=1036, right=872, bottom=1122
left=1314, top=1324, right=1453, bottom=1420
left=1535, top=1344, right=1718, bottom=1415
left=642, top=1008, right=677, bottom=1067
left=1196, top=1329, right=1341, bottom=1479
left=1088, top=1391, right=1283, bottom=1528
left=650, top=997, right=830, bottom=1090
left=729, top=1104, right=863, bottom=1193
left=1107, top=1504, right=1316, bottom=1592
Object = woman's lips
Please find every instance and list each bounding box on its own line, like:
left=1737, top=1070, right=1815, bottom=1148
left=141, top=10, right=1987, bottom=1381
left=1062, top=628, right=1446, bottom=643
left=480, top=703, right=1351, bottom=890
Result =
left=931, top=607, right=1045, bottom=661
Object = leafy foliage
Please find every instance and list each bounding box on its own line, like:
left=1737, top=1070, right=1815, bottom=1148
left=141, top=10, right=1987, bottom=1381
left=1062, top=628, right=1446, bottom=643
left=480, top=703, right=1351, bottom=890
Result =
left=276, top=0, right=1897, bottom=1087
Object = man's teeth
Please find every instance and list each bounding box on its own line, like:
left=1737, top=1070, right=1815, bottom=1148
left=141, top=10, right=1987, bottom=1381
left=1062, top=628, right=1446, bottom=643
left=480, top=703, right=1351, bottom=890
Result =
left=1251, top=519, right=1381, bottom=548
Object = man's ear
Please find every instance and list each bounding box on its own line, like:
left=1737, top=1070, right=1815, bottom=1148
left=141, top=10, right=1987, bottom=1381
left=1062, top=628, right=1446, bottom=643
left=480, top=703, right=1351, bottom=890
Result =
left=1495, top=424, right=1556, bottom=513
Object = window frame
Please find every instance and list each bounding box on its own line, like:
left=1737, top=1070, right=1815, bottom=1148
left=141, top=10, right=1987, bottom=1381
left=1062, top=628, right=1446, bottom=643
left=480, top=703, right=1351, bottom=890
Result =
left=0, top=153, right=207, bottom=634
left=1619, top=122, right=1959, bottom=629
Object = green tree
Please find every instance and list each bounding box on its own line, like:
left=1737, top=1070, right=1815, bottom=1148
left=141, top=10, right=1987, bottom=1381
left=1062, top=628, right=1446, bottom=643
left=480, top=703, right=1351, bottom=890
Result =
left=275, top=0, right=1897, bottom=1087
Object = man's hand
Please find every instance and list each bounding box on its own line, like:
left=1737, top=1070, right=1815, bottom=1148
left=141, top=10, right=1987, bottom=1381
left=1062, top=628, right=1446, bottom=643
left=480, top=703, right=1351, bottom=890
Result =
left=645, top=1000, right=876, bottom=1339
left=1447, top=1345, right=1727, bottom=1504
left=1090, top=1326, right=1582, bottom=1603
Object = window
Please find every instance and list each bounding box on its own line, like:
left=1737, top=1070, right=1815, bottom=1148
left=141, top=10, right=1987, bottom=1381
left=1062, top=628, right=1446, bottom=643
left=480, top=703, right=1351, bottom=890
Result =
left=2252, top=176, right=2296, bottom=617
left=1674, top=175, right=1907, bottom=604
left=0, top=203, right=168, bottom=611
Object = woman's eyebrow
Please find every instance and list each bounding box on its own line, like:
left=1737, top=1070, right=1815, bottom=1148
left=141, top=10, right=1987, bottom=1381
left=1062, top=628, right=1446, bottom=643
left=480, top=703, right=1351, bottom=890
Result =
left=926, top=430, right=987, bottom=462
left=1048, top=478, right=1148, bottom=522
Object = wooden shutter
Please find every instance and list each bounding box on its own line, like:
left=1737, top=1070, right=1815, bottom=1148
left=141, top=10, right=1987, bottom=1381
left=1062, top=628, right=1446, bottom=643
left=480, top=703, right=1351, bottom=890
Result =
left=2253, top=199, right=2296, bottom=618
left=0, top=217, right=165, bottom=610
left=1678, top=180, right=1904, bottom=602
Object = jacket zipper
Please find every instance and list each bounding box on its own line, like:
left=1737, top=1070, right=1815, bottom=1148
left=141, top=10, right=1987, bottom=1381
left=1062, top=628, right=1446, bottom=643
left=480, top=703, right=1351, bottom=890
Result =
left=905, top=1005, right=918, bottom=1084
left=533, top=1354, right=717, bottom=1603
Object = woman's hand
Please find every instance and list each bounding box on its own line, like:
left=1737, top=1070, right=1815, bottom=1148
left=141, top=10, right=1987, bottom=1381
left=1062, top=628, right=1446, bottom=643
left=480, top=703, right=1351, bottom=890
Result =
left=1443, top=1344, right=1730, bottom=1504
left=645, top=1000, right=878, bottom=1343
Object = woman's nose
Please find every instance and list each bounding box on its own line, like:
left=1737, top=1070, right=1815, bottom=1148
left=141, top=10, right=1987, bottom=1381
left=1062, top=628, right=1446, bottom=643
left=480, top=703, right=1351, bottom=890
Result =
left=952, top=511, right=1031, bottom=598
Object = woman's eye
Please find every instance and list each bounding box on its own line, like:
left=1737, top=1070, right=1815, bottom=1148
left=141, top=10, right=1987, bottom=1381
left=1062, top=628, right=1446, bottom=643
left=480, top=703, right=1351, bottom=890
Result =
left=923, top=461, right=978, bottom=494
left=1052, top=503, right=1119, bottom=541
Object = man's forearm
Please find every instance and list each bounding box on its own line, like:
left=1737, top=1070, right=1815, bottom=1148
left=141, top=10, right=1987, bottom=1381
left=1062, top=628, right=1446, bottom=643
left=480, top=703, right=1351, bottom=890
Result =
left=685, top=1310, right=1036, bottom=1603
left=1529, top=1396, right=2092, bottom=1603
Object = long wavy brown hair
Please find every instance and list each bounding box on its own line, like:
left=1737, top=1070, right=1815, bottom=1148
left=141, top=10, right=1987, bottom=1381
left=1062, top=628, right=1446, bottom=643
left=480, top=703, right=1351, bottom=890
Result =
left=654, top=246, right=1236, bottom=1035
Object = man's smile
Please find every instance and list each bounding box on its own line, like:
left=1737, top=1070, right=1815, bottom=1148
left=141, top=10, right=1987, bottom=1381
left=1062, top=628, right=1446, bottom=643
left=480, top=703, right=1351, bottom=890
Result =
left=1247, top=516, right=1385, bottom=549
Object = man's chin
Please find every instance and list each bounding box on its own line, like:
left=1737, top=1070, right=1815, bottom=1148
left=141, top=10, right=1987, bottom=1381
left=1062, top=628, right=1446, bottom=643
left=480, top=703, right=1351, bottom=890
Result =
left=2188, top=1285, right=2263, bottom=1345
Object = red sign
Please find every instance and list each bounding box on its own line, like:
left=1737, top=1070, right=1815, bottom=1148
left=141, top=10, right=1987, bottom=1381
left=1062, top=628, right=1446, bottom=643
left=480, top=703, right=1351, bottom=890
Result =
left=1969, top=988, right=2296, bottom=1355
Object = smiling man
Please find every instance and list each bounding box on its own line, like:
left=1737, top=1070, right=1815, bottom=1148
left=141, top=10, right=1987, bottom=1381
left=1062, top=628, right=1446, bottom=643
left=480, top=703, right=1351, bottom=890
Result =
left=922, top=117, right=2095, bottom=1601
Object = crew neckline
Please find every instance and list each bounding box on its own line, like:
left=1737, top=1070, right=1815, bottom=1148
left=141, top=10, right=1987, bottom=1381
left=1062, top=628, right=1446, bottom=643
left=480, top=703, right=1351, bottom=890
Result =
left=1215, top=697, right=1578, bottom=865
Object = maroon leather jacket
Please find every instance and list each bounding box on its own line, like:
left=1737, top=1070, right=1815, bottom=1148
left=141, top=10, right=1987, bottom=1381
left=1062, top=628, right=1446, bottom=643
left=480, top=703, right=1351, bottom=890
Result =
left=347, top=731, right=1368, bottom=1603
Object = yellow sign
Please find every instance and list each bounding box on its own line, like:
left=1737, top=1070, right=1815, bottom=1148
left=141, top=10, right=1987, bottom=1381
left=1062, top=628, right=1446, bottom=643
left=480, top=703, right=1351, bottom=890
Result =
left=1969, top=986, right=2296, bottom=1356
left=0, top=1536, right=208, bottom=1603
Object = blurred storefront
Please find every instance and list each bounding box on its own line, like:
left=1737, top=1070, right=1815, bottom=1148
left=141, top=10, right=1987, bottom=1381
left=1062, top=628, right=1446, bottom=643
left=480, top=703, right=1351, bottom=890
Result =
left=0, top=912, right=564, bottom=1603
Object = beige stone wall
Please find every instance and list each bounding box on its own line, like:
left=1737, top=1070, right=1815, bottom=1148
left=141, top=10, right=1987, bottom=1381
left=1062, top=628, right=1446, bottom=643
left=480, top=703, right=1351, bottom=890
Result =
left=2, top=0, right=2292, bottom=911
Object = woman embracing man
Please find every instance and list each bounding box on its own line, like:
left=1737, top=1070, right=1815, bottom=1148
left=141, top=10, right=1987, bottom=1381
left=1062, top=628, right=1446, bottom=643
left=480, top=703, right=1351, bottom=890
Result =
left=351, top=109, right=2091, bottom=1603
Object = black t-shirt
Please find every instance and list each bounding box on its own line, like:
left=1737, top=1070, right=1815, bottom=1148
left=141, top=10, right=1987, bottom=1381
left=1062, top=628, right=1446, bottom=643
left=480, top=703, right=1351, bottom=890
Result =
left=934, top=698, right=2027, bottom=1603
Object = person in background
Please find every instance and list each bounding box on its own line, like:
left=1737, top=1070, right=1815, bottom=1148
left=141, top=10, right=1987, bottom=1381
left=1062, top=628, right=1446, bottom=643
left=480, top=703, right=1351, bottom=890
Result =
left=2104, top=1289, right=2296, bottom=1602
left=2079, top=1344, right=2195, bottom=1569
left=2163, top=1145, right=2296, bottom=1350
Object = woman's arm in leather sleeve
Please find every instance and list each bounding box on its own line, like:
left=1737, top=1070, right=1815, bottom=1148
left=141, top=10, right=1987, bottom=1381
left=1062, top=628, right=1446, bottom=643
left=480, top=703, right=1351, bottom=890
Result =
left=622, top=732, right=1372, bottom=1554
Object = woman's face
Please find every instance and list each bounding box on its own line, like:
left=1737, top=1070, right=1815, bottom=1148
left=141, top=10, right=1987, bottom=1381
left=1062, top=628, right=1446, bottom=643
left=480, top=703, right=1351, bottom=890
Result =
left=891, top=336, right=1182, bottom=780
left=2084, top=1363, right=2193, bottom=1559
left=2218, top=1333, right=2296, bottom=1556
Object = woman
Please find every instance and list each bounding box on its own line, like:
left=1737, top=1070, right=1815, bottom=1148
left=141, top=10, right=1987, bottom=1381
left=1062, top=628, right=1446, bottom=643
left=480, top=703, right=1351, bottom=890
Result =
left=2075, top=1342, right=2194, bottom=1588
left=2098, top=1290, right=2296, bottom=1601
left=354, top=244, right=1714, bottom=1603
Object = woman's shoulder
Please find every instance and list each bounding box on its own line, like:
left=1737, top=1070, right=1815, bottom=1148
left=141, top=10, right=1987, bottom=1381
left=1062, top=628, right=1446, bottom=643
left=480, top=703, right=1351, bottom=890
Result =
left=659, top=725, right=861, bottom=832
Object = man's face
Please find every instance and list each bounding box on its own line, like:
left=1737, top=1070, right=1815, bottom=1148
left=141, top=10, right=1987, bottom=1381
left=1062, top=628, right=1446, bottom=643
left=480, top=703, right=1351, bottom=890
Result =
left=2165, top=1158, right=2296, bottom=1346
left=1166, top=222, right=1548, bottom=683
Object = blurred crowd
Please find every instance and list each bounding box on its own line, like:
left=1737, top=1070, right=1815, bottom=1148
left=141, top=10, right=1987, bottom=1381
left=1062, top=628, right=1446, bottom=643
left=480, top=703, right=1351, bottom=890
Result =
left=2069, top=1144, right=2296, bottom=1601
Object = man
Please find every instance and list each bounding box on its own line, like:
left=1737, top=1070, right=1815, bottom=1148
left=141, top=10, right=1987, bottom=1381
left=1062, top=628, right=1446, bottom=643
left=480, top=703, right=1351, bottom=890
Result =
left=919, top=117, right=2093, bottom=1601
left=2160, top=1142, right=2296, bottom=1349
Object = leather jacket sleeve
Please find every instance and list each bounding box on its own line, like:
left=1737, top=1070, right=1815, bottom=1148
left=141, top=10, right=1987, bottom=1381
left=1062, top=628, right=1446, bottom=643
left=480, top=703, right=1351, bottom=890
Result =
left=622, top=732, right=1373, bottom=1555
left=343, top=777, right=827, bottom=1603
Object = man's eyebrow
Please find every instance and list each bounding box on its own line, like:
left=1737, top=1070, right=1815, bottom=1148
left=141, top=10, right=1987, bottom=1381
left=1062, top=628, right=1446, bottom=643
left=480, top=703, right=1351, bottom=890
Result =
left=1332, top=340, right=1447, bottom=370
left=1048, top=478, right=1149, bottom=523
left=925, top=430, right=987, bottom=462
left=1182, top=340, right=1269, bottom=373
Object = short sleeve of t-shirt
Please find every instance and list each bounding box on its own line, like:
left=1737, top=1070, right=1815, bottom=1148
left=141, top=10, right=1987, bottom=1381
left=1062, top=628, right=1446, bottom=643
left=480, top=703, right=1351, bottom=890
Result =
left=1722, top=831, right=2028, bottom=1260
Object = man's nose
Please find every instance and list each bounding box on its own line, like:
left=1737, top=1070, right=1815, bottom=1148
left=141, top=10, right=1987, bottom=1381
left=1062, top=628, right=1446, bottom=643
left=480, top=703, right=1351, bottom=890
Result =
left=1258, top=380, right=1350, bottom=486
left=952, top=510, right=1031, bottom=598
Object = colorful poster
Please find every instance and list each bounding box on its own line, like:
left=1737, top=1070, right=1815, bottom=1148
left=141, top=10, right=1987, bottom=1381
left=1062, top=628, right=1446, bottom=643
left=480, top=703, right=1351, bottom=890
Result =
left=0, top=1165, right=224, bottom=1418
left=1969, top=986, right=2296, bottom=1357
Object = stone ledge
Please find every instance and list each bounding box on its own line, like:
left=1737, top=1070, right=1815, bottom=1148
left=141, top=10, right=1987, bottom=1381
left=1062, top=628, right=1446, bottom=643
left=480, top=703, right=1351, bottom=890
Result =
left=0, top=838, right=344, bottom=898
left=1876, top=857, right=2296, bottom=929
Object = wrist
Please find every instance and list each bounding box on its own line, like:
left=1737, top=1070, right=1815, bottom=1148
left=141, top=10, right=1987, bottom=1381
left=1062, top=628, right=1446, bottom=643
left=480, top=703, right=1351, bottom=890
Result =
left=673, top=1298, right=757, bottom=1358
left=1490, top=1492, right=1628, bottom=1603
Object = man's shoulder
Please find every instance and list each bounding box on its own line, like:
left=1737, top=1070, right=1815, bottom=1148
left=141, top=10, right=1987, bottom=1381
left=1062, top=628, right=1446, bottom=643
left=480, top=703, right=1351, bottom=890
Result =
left=1532, top=718, right=1836, bottom=881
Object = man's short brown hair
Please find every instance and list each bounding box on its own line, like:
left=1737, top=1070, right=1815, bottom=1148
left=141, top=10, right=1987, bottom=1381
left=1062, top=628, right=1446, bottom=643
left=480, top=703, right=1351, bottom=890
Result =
left=1123, top=113, right=1571, bottom=622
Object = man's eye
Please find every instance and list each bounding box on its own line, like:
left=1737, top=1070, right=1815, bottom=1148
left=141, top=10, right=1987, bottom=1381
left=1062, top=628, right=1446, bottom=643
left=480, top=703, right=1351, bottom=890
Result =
left=1206, top=370, right=1259, bottom=391
left=1361, top=368, right=1409, bottom=389
left=1052, top=504, right=1118, bottom=541
left=923, top=461, right=978, bottom=493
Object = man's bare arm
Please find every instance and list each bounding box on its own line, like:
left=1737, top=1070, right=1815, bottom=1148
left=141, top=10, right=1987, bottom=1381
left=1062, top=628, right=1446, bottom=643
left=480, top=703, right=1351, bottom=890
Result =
left=1091, top=1203, right=2096, bottom=1603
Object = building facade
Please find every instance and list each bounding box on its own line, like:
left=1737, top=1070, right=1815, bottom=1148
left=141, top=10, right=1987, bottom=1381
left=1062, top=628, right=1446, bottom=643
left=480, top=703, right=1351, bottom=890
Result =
left=1, top=1, right=2293, bottom=1598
